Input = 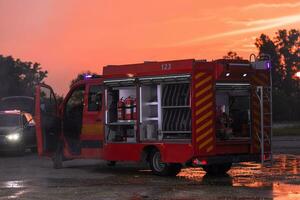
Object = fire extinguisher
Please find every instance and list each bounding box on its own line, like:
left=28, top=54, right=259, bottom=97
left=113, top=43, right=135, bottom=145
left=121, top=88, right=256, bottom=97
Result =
left=124, top=96, right=133, bottom=120
left=132, top=98, right=137, bottom=120
left=117, top=97, right=125, bottom=120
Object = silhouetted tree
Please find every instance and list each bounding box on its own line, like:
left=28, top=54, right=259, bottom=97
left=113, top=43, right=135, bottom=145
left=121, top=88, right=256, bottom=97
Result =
left=255, top=29, right=300, bottom=121
left=0, top=55, right=48, bottom=98
left=55, top=93, right=64, bottom=106
left=223, top=51, right=243, bottom=60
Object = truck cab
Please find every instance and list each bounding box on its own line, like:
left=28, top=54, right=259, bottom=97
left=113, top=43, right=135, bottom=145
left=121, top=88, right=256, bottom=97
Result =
left=35, top=79, right=104, bottom=160
left=35, top=56, right=272, bottom=176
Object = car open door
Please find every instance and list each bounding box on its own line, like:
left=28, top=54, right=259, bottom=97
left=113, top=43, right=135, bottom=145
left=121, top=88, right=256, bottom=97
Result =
left=35, top=84, right=60, bottom=156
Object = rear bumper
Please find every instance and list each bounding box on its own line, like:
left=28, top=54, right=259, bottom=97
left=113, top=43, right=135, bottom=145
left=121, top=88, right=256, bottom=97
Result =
left=196, top=154, right=260, bottom=165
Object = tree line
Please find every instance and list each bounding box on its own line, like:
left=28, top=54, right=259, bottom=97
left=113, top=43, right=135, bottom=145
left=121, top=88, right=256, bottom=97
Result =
left=255, top=29, right=299, bottom=121
left=0, top=55, right=47, bottom=97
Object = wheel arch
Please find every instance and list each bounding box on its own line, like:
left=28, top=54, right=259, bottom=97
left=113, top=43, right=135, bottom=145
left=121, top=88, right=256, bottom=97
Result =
left=141, top=145, right=161, bottom=162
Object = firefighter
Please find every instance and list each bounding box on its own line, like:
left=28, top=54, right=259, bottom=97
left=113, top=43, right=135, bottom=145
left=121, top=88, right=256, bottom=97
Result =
left=216, top=105, right=233, bottom=140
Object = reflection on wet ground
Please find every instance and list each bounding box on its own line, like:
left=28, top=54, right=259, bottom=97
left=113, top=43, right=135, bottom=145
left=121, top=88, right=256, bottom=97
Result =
left=0, top=154, right=299, bottom=199
left=177, top=154, right=300, bottom=199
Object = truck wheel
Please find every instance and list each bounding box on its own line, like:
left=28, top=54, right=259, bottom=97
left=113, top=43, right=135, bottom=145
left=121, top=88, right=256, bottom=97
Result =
left=202, top=163, right=232, bottom=175
left=53, top=143, right=63, bottom=169
left=149, top=150, right=182, bottom=176
left=107, top=161, right=116, bottom=166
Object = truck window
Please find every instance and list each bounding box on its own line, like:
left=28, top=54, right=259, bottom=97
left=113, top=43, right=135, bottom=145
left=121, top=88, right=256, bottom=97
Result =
left=64, top=85, right=85, bottom=139
left=88, top=85, right=102, bottom=112
left=40, top=87, right=56, bottom=115
left=65, top=85, right=85, bottom=116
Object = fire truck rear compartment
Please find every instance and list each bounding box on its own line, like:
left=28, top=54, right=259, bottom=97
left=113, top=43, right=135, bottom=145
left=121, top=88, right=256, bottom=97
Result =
left=215, top=83, right=251, bottom=141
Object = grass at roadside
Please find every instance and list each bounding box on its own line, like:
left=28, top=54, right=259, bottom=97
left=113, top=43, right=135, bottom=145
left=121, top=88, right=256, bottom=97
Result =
left=273, top=124, right=300, bottom=136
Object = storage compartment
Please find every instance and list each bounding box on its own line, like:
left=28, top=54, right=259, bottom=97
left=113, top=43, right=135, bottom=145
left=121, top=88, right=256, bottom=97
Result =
left=215, top=83, right=251, bottom=140
left=161, top=83, right=191, bottom=139
left=105, top=86, right=137, bottom=143
left=140, top=85, right=160, bottom=140
left=139, top=82, right=191, bottom=141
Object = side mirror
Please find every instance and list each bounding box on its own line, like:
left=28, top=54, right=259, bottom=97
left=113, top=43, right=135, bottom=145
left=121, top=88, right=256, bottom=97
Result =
left=24, top=118, right=35, bottom=128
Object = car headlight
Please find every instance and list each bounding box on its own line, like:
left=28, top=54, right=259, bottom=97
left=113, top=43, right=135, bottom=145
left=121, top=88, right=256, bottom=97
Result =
left=6, top=133, right=21, bottom=141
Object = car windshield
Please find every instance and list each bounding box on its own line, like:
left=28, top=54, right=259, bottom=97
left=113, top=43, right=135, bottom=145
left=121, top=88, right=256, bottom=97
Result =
left=0, top=114, right=20, bottom=127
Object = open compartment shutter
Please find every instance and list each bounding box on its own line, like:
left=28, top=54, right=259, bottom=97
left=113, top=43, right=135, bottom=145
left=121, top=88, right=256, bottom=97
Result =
left=103, top=78, right=136, bottom=87
left=139, top=74, right=191, bottom=84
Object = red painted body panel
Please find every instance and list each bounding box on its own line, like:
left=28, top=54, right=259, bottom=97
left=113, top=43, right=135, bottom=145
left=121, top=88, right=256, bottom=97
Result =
left=102, top=143, right=193, bottom=163
left=215, top=141, right=251, bottom=155
left=103, top=59, right=194, bottom=79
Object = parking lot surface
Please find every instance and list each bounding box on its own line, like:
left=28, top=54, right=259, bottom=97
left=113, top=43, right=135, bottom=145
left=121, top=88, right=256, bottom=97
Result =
left=0, top=137, right=299, bottom=200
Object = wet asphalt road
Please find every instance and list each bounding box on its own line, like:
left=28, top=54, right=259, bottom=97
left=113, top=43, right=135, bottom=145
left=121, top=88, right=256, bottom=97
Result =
left=0, top=137, right=299, bottom=200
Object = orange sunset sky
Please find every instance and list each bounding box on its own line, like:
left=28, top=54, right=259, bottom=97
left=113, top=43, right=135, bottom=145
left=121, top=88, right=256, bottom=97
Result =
left=1, top=0, right=300, bottom=95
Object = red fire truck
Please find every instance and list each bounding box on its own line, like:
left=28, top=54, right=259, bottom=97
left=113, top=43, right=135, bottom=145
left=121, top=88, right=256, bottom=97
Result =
left=34, top=55, right=272, bottom=176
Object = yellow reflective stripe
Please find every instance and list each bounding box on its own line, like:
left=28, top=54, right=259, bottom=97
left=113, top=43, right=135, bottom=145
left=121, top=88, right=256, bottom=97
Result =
left=199, top=136, right=213, bottom=150
left=195, top=76, right=212, bottom=89
left=196, top=120, right=212, bottom=133
left=206, top=145, right=214, bottom=152
left=195, top=84, right=212, bottom=98
left=82, top=124, right=103, bottom=135
left=196, top=111, right=213, bottom=125
left=196, top=102, right=213, bottom=116
left=195, top=93, right=213, bottom=107
left=195, top=72, right=205, bottom=80
left=196, top=128, right=213, bottom=142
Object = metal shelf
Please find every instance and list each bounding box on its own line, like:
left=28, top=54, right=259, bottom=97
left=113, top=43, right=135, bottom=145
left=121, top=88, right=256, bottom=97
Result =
left=145, top=102, right=158, bottom=106
left=145, top=117, right=158, bottom=121
left=161, top=131, right=192, bottom=133
left=162, top=105, right=190, bottom=108
left=108, top=120, right=136, bottom=126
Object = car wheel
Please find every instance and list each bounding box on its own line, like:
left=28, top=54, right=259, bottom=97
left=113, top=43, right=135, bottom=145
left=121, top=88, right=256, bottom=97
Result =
left=149, top=150, right=182, bottom=176
left=12, top=148, right=25, bottom=156
left=12, top=142, right=25, bottom=156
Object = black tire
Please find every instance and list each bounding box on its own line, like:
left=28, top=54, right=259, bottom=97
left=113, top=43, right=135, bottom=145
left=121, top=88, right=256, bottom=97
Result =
left=107, top=161, right=116, bottom=166
left=12, top=143, right=25, bottom=156
left=149, top=150, right=182, bottom=176
left=202, top=163, right=232, bottom=175
left=53, top=142, right=63, bottom=169
left=12, top=148, right=25, bottom=156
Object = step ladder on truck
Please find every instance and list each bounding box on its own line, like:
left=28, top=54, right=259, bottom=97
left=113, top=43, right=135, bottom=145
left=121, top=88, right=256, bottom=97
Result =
left=34, top=54, right=273, bottom=176
left=250, top=54, right=273, bottom=165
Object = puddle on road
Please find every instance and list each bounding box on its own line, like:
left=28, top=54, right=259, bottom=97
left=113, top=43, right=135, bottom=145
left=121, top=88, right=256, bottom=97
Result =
left=177, top=154, right=300, bottom=199
left=273, top=183, right=300, bottom=200
left=0, top=154, right=298, bottom=199
left=0, top=181, right=26, bottom=188
left=178, top=154, right=299, bottom=186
